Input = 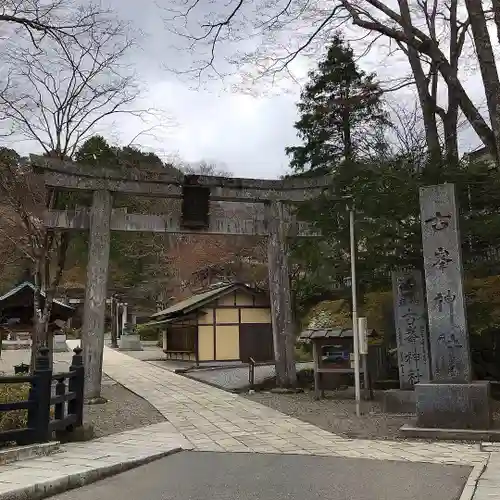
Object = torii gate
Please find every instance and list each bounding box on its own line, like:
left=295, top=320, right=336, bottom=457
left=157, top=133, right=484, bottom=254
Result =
left=33, top=155, right=329, bottom=400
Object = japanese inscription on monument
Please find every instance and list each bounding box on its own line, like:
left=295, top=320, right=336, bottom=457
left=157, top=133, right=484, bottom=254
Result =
left=419, top=184, right=471, bottom=383
left=391, top=270, right=431, bottom=389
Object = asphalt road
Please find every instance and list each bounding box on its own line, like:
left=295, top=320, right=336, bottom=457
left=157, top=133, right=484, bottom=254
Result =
left=49, top=451, right=470, bottom=500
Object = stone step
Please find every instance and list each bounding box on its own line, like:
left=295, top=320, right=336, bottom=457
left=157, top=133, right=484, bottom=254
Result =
left=0, top=442, right=60, bottom=466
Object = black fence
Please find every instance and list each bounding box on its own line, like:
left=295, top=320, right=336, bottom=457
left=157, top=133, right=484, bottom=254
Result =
left=0, top=346, right=84, bottom=445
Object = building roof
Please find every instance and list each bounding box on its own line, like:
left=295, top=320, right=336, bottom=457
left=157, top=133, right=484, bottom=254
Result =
left=0, top=282, right=74, bottom=311
left=298, top=328, right=354, bottom=342
left=299, top=327, right=376, bottom=343
left=151, top=282, right=265, bottom=321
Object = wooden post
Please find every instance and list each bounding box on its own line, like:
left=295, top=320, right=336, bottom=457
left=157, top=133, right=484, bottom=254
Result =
left=122, top=303, right=128, bottom=330
left=28, top=347, right=52, bottom=443
left=362, top=355, right=370, bottom=400
left=266, top=201, right=297, bottom=388
left=116, top=302, right=122, bottom=339
left=110, top=296, right=118, bottom=348
left=312, top=342, right=321, bottom=400
left=81, top=190, right=112, bottom=401
left=68, top=346, right=85, bottom=428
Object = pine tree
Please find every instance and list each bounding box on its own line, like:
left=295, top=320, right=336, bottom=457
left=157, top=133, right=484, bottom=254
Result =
left=286, top=34, right=388, bottom=175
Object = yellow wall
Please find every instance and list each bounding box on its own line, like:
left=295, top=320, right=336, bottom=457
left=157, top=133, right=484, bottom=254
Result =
left=216, top=308, right=239, bottom=324
left=198, top=308, right=213, bottom=325
left=191, top=290, right=271, bottom=361
left=215, top=325, right=239, bottom=360
left=240, top=308, right=271, bottom=324
left=198, top=325, right=214, bottom=361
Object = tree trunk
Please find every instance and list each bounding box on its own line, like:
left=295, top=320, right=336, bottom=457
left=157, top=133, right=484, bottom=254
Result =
left=491, top=0, right=500, bottom=46
left=465, top=0, right=500, bottom=165
left=31, top=256, right=46, bottom=372
left=266, top=201, right=297, bottom=388
left=342, top=87, right=354, bottom=162
left=443, top=107, right=459, bottom=166
left=445, top=1, right=463, bottom=167
left=30, top=315, right=48, bottom=372
left=398, top=0, right=442, bottom=166
left=347, top=1, right=498, bottom=161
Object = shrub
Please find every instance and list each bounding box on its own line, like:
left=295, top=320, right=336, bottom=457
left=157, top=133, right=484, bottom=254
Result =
left=303, top=299, right=351, bottom=330
left=136, top=324, right=160, bottom=341
left=295, top=345, right=312, bottom=362
left=65, top=328, right=81, bottom=339
left=0, top=381, right=30, bottom=432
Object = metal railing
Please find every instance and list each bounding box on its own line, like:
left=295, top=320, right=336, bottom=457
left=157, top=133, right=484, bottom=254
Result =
left=248, top=357, right=256, bottom=390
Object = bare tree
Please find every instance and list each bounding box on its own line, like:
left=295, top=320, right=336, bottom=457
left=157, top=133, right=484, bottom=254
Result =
left=0, top=2, right=156, bottom=372
left=163, top=0, right=500, bottom=166
left=0, top=0, right=106, bottom=47
left=169, top=157, right=233, bottom=177
left=464, top=0, right=500, bottom=164
left=0, top=149, right=68, bottom=369
left=0, top=7, right=150, bottom=159
left=388, top=100, right=427, bottom=160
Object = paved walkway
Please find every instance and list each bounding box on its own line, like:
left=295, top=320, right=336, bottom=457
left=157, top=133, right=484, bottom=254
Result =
left=100, top=346, right=487, bottom=465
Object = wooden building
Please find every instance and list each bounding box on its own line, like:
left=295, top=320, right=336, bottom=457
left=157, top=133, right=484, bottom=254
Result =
left=0, top=282, right=75, bottom=336
left=149, top=282, right=273, bottom=363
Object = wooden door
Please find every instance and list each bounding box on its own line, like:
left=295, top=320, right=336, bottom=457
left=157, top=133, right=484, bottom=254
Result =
left=239, top=324, right=274, bottom=362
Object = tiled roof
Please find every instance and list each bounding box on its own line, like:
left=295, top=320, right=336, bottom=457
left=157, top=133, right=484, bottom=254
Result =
left=298, top=328, right=354, bottom=341
left=0, top=282, right=74, bottom=310
left=151, top=282, right=261, bottom=319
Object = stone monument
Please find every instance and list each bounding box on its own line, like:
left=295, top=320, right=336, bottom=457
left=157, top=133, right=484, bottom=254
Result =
left=118, top=323, right=143, bottom=351
left=391, top=270, right=431, bottom=389
left=52, top=319, right=68, bottom=353
left=417, top=183, right=491, bottom=429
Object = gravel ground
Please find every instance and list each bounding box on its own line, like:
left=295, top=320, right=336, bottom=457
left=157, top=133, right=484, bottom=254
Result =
left=83, top=377, right=166, bottom=438
left=0, top=349, right=165, bottom=440
left=183, top=363, right=314, bottom=391
left=245, top=389, right=500, bottom=440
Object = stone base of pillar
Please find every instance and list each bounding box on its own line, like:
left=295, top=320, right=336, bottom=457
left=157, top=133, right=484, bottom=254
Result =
left=416, top=381, right=491, bottom=429
left=381, top=389, right=416, bottom=414
left=118, top=334, right=143, bottom=351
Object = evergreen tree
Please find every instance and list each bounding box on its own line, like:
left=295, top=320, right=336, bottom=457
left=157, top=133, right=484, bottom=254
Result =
left=287, top=34, right=411, bottom=301
left=74, top=135, right=116, bottom=165
left=286, top=34, right=388, bottom=175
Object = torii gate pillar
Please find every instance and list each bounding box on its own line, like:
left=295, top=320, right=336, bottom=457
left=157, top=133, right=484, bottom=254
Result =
left=82, top=189, right=112, bottom=401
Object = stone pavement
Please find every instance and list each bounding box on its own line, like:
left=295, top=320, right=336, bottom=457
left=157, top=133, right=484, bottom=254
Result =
left=0, top=422, right=185, bottom=500
left=98, top=344, right=485, bottom=463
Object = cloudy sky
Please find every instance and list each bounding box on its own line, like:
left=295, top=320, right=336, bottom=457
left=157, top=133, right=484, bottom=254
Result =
left=6, top=0, right=487, bottom=178
left=95, top=0, right=306, bottom=179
